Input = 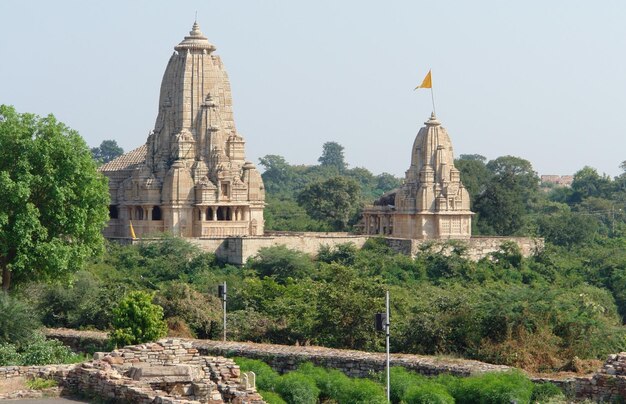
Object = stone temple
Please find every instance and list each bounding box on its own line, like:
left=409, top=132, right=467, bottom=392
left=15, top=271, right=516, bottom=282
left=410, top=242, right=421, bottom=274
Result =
left=100, top=22, right=265, bottom=238
left=362, top=113, right=473, bottom=239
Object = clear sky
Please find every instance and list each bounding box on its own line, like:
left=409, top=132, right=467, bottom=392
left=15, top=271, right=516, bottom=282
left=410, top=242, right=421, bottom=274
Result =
left=2, top=1, right=625, bottom=178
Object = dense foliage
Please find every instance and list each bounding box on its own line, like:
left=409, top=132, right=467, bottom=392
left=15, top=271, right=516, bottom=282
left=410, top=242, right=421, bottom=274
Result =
left=90, top=139, right=124, bottom=165
left=258, top=142, right=401, bottom=231
left=234, top=359, right=563, bottom=404
left=0, top=292, right=83, bottom=366
left=0, top=105, right=109, bottom=290
left=9, top=233, right=625, bottom=372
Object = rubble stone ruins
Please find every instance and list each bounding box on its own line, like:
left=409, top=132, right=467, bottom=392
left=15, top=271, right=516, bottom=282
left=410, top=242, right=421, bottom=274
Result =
left=100, top=22, right=265, bottom=238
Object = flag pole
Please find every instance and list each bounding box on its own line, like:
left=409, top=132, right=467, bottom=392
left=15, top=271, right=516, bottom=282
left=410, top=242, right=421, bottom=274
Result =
left=430, top=87, right=437, bottom=117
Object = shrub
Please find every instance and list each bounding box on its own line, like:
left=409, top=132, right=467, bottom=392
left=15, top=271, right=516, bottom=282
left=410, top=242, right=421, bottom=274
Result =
left=386, top=367, right=425, bottom=403
left=248, top=245, right=315, bottom=284
left=531, top=382, right=564, bottom=402
left=258, top=390, right=286, bottom=404
left=0, top=292, right=40, bottom=348
left=317, top=243, right=357, bottom=266
left=0, top=342, right=21, bottom=366
left=110, top=291, right=168, bottom=347
left=276, top=372, right=320, bottom=404
left=26, top=377, right=58, bottom=390
left=155, top=282, right=222, bottom=339
left=339, top=377, right=387, bottom=404
left=404, top=383, right=455, bottom=404
left=32, top=271, right=126, bottom=330
left=234, top=357, right=280, bottom=392
left=297, top=362, right=386, bottom=403
left=19, top=334, right=84, bottom=365
left=452, top=371, right=534, bottom=404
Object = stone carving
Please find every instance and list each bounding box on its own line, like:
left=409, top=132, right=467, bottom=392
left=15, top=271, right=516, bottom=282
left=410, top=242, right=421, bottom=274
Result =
left=362, top=113, right=473, bottom=239
left=99, top=22, right=265, bottom=238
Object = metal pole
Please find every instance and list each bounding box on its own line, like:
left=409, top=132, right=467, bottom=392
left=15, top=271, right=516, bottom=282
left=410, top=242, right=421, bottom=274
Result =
left=222, top=281, right=227, bottom=342
left=386, top=290, right=390, bottom=403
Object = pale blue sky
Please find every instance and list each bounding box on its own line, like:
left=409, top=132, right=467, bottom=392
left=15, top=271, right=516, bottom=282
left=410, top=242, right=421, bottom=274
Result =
left=2, top=1, right=626, bottom=178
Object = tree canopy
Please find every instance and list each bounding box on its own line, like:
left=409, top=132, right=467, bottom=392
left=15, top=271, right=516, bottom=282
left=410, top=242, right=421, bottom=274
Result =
left=91, top=140, right=124, bottom=164
left=0, top=105, right=110, bottom=290
left=318, top=141, right=347, bottom=172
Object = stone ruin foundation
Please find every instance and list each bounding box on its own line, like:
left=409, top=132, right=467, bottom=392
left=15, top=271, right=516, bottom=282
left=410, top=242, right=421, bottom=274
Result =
left=0, top=338, right=264, bottom=403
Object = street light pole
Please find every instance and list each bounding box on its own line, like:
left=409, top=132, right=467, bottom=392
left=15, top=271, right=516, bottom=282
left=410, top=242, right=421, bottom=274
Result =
left=385, top=290, right=390, bottom=403
left=218, top=282, right=227, bottom=342
left=375, top=291, right=391, bottom=402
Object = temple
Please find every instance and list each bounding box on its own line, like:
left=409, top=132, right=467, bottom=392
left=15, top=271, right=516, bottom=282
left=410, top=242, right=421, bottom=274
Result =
left=100, top=22, right=265, bottom=238
left=362, top=113, right=473, bottom=239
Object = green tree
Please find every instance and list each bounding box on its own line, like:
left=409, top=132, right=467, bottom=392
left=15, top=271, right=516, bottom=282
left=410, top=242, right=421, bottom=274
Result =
left=569, top=166, right=613, bottom=203
left=259, top=154, right=297, bottom=196
left=474, top=156, right=539, bottom=235
left=110, top=291, right=168, bottom=347
left=297, top=176, right=361, bottom=230
left=455, top=155, right=491, bottom=206
left=248, top=245, right=315, bottom=284
left=0, top=105, right=110, bottom=290
left=318, top=141, right=347, bottom=172
left=91, top=139, right=124, bottom=164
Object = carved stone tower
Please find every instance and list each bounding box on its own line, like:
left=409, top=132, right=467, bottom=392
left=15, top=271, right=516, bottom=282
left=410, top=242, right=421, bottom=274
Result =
left=363, top=113, right=472, bottom=239
left=100, top=22, right=265, bottom=238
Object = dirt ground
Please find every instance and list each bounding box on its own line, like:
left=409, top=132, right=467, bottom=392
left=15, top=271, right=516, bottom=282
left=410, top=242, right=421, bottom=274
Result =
left=0, top=377, right=28, bottom=394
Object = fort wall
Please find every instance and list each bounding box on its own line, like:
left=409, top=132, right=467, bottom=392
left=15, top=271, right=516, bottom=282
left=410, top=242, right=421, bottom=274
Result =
left=173, top=234, right=543, bottom=265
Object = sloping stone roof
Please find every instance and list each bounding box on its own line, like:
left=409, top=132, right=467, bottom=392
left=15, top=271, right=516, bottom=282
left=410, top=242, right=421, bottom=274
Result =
left=98, top=144, right=147, bottom=173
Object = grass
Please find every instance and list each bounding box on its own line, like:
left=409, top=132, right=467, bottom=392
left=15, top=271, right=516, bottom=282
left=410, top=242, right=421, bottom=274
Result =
left=25, top=377, right=58, bottom=390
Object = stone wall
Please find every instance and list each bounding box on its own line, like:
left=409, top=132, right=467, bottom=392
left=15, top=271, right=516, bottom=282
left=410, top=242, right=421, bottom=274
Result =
left=192, top=340, right=511, bottom=378
left=189, top=234, right=371, bottom=265
left=185, top=234, right=542, bottom=265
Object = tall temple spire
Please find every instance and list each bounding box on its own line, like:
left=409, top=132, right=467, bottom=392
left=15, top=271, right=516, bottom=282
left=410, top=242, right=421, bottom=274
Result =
left=99, top=22, right=265, bottom=239
left=175, top=21, right=216, bottom=53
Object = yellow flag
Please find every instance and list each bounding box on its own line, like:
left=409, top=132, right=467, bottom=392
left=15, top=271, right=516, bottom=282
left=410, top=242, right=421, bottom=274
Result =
left=415, top=70, right=432, bottom=90
left=129, top=220, right=137, bottom=239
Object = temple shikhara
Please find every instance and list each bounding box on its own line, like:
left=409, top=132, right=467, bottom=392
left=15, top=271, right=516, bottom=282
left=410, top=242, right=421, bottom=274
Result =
left=362, top=113, right=473, bottom=239
left=100, top=22, right=265, bottom=238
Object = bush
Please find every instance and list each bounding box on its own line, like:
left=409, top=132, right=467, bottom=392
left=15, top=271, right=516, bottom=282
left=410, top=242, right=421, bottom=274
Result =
left=339, top=377, right=387, bottom=404
left=0, top=292, right=40, bottom=348
left=110, top=291, right=168, bottom=347
left=531, top=382, right=564, bottom=402
left=19, top=334, right=84, bottom=365
left=31, top=271, right=126, bottom=330
left=404, top=383, right=455, bottom=404
left=297, top=362, right=386, bottom=403
left=234, top=357, right=280, bottom=392
left=386, top=367, right=425, bottom=403
left=155, top=282, right=222, bottom=339
left=276, top=372, right=320, bottom=404
left=452, top=371, right=534, bottom=404
left=258, top=390, right=286, bottom=404
left=0, top=342, right=21, bottom=366
left=248, top=245, right=315, bottom=284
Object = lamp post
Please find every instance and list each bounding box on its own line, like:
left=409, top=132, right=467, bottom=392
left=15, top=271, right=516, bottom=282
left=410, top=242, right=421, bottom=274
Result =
left=218, top=281, right=227, bottom=342
left=375, top=290, right=390, bottom=402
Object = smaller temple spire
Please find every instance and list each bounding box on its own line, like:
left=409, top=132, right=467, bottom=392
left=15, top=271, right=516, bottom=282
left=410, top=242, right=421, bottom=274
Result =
left=425, top=112, right=440, bottom=126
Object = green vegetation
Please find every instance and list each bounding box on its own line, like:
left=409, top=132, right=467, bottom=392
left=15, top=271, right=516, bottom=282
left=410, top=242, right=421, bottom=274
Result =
left=259, top=142, right=401, bottom=232
left=25, top=377, right=58, bottom=390
left=90, top=139, right=124, bottom=165
left=0, top=105, right=109, bottom=291
left=110, top=291, right=168, bottom=347
left=235, top=358, right=563, bottom=404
